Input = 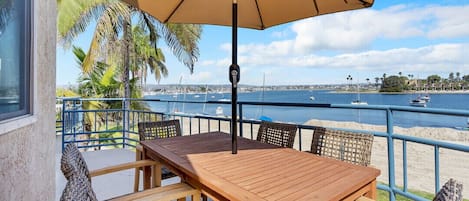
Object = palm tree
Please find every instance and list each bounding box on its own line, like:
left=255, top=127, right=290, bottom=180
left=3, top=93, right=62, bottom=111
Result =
left=57, top=0, right=202, bottom=100
left=72, top=46, right=108, bottom=149
left=131, top=26, right=168, bottom=86
left=449, top=72, right=454, bottom=81
left=73, top=46, right=150, bottom=149
left=58, top=0, right=202, bottom=141
left=346, top=75, right=353, bottom=90
left=407, top=74, right=414, bottom=90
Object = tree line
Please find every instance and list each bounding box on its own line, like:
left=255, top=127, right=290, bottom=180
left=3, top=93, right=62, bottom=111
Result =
left=376, top=72, right=469, bottom=92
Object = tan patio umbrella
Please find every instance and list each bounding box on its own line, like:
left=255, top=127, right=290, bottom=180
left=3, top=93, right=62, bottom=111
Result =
left=123, top=0, right=374, bottom=154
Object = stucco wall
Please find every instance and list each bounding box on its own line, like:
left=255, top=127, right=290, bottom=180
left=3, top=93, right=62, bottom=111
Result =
left=0, top=0, right=56, bottom=200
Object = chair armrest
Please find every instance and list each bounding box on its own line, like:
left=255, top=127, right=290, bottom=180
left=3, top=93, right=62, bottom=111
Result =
left=136, top=144, right=143, bottom=152
left=90, top=159, right=159, bottom=177
left=356, top=196, right=374, bottom=201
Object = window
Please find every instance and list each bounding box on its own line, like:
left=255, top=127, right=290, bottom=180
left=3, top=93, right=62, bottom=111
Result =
left=0, top=0, right=32, bottom=121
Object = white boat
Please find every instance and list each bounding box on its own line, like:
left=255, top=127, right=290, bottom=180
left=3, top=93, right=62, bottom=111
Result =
left=409, top=99, right=426, bottom=107
left=419, top=95, right=430, bottom=102
left=309, top=96, right=315, bottom=101
left=215, top=106, right=224, bottom=116
left=218, top=98, right=230, bottom=102
left=194, top=94, right=200, bottom=98
left=351, top=79, right=367, bottom=105
left=351, top=100, right=368, bottom=105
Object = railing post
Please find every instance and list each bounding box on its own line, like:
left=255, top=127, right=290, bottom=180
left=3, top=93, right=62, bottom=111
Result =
left=122, top=98, right=127, bottom=149
left=298, top=128, right=302, bottom=151
left=403, top=140, right=408, bottom=192
left=386, top=108, right=396, bottom=201
left=239, top=103, right=243, bottom=137
left=61, top=99, right=66, bottom=152
left=166, top=101, right=170, bottom=117
left=434, top=145, right=440, bottom=194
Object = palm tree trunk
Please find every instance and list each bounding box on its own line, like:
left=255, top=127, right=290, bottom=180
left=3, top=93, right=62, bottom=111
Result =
left=122, top=18, right=131, bottom=146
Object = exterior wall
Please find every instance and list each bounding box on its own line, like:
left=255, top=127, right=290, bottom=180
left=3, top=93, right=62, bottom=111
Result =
left=0, top=0, right=56, bottom=200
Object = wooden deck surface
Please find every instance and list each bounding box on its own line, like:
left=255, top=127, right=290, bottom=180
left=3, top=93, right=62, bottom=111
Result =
left=141, top=132, right=380, bottom=201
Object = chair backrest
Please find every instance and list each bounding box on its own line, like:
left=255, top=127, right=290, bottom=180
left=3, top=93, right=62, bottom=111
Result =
left=311, top=127, right=374, bottom=166
left=138, top=120, right=182, bottom=141
left=60, top=144, right=98, bottom=201
left=256, top=121, right=297, bottom=148
left=433, top=179, right=463, bottom=201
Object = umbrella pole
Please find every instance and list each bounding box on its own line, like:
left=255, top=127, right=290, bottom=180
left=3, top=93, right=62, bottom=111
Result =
left=230, top=0, right=240, bottom=154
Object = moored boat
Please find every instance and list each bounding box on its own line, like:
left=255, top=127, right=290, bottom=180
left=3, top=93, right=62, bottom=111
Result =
left=351, top=100, right=368, bottom=105
left=409, top=98, right=426, bottom=107
left=419, top=95, right=430, bottom=102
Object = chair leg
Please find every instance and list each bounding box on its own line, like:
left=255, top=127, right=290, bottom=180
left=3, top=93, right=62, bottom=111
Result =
left=152, top=163, right=162, bottom=188
left=192, top=193, right=201, bottom=201
left=134, top=149, right=142, bottom=192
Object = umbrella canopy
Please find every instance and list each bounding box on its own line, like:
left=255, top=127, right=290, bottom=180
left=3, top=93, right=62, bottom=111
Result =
left=123, top=0, right=374, bottom=154
left=123, top=0, right=373, bottom=30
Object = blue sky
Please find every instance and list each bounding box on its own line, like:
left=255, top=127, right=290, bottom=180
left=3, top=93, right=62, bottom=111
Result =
left=56, top=0, right=469, bottom=86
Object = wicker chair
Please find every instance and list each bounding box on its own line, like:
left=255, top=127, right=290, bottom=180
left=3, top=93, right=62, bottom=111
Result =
left=433, top=179, right=463, bottom=201
left=134, top=120, right=182, bottom=192
left=60, top=144, right=200, bottom=201
left=256, top=121, right=297, bottom=148
left=138, top=120, right=182, bottom=140
left=310, top=127, right=374, bottom=166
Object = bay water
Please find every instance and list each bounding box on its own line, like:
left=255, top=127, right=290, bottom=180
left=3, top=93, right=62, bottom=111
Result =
left=145, top=90, right=469, bottom=129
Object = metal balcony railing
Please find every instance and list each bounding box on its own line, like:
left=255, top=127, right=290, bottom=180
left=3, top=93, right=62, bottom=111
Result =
left=56, top=97, right=469, bottom=201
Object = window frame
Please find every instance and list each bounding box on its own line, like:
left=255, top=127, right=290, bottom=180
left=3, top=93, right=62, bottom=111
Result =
left=0, top=0, right=33, bottom=121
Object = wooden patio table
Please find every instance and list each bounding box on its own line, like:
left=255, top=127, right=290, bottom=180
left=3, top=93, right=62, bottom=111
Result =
left=141, top=132, right=380, bottom=201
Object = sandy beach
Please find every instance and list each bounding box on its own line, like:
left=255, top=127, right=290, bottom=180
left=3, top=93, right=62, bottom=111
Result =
left=304, top=119, right=469, bottom=199
left=177, top=117, right=469, bottom=198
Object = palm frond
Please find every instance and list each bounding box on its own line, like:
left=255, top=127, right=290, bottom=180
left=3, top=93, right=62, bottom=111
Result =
left=58, top=0, right=107, bottom=48
left=81, top=1, right=131, bottom=73
left=142, top=13, right=202, bottom=73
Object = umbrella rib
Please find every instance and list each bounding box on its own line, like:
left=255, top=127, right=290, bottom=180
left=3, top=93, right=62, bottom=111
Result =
left=254, top=0, right=265, bottom=29
left=164, top=0, right=185, bottom=23
left=312, top=0, right=320, bottom=14
left=358, top=0, right=373, bottom=7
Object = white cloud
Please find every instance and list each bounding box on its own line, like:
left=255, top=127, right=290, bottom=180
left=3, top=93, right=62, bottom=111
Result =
left=426, top=5, right=469, bottom=38
left=193, top=4, right=469, bottom=85
left=204, top=43, right=469, bottom=74
left=287, top=43, right=469, bottom=73
left=271, top=30, right=289, bottom=38
left=185, top=71, right=214, bottom=83
left=220, top=43, right=232, bottom=53
left=291, top=4, right=469, bottom=52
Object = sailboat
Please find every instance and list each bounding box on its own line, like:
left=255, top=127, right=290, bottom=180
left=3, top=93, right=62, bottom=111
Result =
left=351, top=79, right=368, bottom=105
left=217, top=85, right=230, bottom=101
left=201, top=85, right=209, bottom=115
left=172, top=76, right=187, bottom=114
left=257, top=73, right=272, bottom=121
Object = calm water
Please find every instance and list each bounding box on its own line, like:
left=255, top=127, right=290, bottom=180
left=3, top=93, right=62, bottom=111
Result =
left=145, top=90, right=469, bottom=129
